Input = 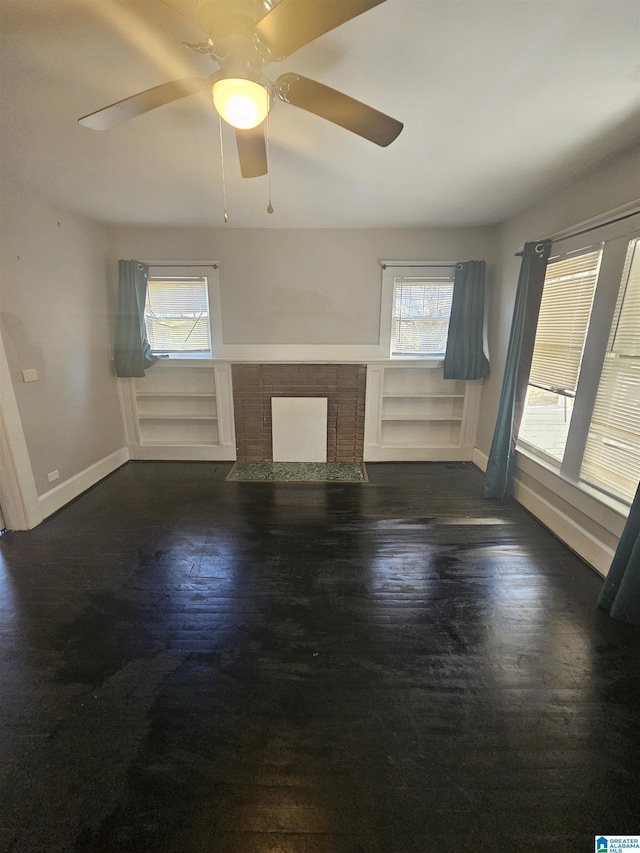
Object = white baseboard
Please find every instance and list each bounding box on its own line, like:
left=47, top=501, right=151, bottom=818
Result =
left=512, top=477, right=614, bottom=577
left=128, top=444, right=236, bottom=461
left=38, top=447, right=129, bottom=520
left=363, top=446, right=475, bottom=462
left=472, top=448, right=488, bottom=472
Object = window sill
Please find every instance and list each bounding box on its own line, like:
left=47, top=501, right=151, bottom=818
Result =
left=390, top=354, right=445, bottom=361
left=153, top=353, right=211, bottom=360
left=515, top=443, right=631, bottom=518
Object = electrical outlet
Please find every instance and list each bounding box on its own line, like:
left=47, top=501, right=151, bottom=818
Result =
left=22, top=368, right=39, bottom=383
left=47, top=470, right=60, bottom=483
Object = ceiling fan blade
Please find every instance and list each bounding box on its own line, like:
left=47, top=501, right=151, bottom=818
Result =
left=78, top=78, right=207, bottom=130
left=235, top=125, right=268, bottom=178
left=256, top=0, right=387, bottom=58
left=275, top=73, right=403, bottom=147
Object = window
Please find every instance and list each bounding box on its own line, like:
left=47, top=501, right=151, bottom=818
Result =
left=515, top=213, right=640, bottom=507
left=385, top=266, right=456, bottom=356
left=519, top=247, right=601, bottom=461
left=580, top=238, right=640, bottom=503
left=144, top=264, right=219, bottom=357
left=145, top=276, right=210, bottom=354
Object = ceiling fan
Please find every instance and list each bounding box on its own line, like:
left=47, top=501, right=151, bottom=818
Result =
left=78, top=0, right=403, bottom=178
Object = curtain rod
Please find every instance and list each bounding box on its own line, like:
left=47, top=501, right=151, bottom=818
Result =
left=515, top=206, right=640, bottom=257
left=142, top=260, right=219, bottom=268
left=380, top=261, right=458, bottom=269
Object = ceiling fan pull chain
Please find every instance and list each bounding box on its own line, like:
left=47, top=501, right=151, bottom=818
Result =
left=218, top=115, right=228, bottom=224
left=266, top=113, right=274, bottom=214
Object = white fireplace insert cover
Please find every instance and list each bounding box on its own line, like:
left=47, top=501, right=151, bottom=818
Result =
left=271, top=397, right=328, bottom=462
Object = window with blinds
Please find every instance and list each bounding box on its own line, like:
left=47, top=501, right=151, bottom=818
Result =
left=528, top=248, right=601, bottom=396
left=144, top=277, right=211, bottom=354
left=518, top=247, right=601, bottom=461
left=391, top=275, right=455, bottom=356
left=580, top=238, right=640, bottom=502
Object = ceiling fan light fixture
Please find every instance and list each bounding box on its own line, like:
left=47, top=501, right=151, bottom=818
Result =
left=212, top=78, right=271, bottom=129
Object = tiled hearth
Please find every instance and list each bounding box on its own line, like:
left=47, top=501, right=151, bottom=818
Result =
left=231, top=364, right=366, bottom=462
left=227, top=462, right=367, bottom=482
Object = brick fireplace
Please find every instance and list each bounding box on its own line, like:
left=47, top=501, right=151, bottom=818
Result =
left=231, top=363, right=366, bottom=462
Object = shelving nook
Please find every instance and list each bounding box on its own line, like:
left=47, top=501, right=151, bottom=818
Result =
left=120, top=361, right=236, bottom=461
left=364, top=361, right=483, bottom=461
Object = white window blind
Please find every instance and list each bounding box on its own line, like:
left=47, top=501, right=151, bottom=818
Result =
left=391, top=276, right=454, bottom=356
left=528, top=248, right=601, bottom=397
left=581, top=238, right=640, bottom=502
left=145, top=277, right=211, bottom=354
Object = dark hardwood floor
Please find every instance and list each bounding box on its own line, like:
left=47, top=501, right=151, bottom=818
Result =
left=1, top=461, right=639, bottom=852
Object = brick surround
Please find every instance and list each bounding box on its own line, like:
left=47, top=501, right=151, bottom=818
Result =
left=231, top=364, right=367, bottom=462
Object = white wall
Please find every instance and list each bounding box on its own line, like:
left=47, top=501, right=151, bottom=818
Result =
left=107, top=225, right=497, bottom=355
left=0, top=178, right=126, bottom=503
left=475, top=143, right=640, bottom=574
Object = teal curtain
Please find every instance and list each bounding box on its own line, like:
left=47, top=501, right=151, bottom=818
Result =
left=443, top=260, right=490, bottom=380
left=483, top=241, right=551, bottom=500
left=114, top=260, right=157, bottom=378
left=598, top=481, right=640, bottom=625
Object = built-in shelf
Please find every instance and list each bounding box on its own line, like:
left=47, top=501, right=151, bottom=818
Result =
left=138, top=414, right=218, bottom=421
left=120, top=361, right=236, bottom=461
left=364, top=362, right=483, bottom=461
left=381, top=392, right=465, bottom=399
left=381, top=416, right=463, bottom=422
left=140, top=439, right=219, bottom=447
left=378, top=439, right=461, bottom=449
left=135, top=391, right=216, bottom=398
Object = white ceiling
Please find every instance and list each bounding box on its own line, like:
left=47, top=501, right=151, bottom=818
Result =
left=1, top=0, right=639, bottom=229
